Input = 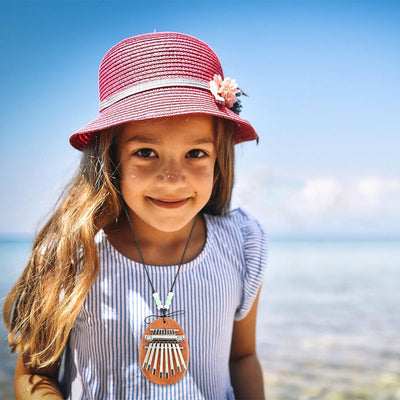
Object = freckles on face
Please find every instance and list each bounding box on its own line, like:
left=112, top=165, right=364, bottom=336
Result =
left=125, top=165, right=147, bottom=182
left=127, top=170, right=139, bottom=181
left=116, top=115, right=217, bottom=232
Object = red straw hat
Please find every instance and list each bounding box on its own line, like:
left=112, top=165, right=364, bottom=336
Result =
left=69, top=32, right=258, bottom=150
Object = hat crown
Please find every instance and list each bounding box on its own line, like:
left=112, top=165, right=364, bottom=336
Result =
left=70, top=31, right=258, bottom=151
left=98, top=32, right=224, bottom=103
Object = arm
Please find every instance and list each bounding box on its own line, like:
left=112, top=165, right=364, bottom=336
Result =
left=229, top=290, right=265, bottom=399
left=14, top=355, right=63, bottom=399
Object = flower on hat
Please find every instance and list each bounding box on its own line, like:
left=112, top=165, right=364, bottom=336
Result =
left=209, top=74, right=240, bottom=108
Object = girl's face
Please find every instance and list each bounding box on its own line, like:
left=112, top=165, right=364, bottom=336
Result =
left=117, top=114, right=216, bottom=233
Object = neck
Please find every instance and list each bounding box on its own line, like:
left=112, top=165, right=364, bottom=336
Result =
left=129, top=212, right=198, bottom=250
left=105, top=211, right=206, bottom=266
left=126, top=209, right=198, bottom=264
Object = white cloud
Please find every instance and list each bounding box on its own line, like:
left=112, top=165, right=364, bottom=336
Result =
left=232, top=169, right=400, bottom=237
left=286, top=178, right=341, bottom=215
left=355, top=177, right=400, bottom=209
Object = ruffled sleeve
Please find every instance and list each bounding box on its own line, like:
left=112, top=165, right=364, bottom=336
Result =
left=233, top=209, right=268, bottom=321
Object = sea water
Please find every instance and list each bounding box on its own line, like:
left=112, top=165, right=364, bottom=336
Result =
left=258, top=239, right=400, bottom=400
left=0, top=238, right=31, bottom=399
left=0, top=238, right=399, bottom=399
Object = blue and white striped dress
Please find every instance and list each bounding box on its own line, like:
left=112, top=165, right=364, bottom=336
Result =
left=61, top=208, right=267, bottom=399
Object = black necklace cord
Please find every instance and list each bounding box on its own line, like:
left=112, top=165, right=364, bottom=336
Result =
left=125, top=208, right=156, bottom=293
left=169, top=213, right=199, bottom=293
left=124, top=208, right=198, bottom=316
left=144, top=310, right=185, bottom=325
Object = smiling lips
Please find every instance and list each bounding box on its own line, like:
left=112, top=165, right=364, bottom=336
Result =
left=149, top=197, right=189, bottom=209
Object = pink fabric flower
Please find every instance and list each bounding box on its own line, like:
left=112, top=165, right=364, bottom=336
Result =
left=209, top=74, right=240, bottom=107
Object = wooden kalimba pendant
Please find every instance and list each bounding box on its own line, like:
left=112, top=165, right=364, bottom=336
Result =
left=139, top=317, right=189, bottom=385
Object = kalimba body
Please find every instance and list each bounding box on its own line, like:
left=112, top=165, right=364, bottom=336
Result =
left=139, top=317, right=189, bottom=385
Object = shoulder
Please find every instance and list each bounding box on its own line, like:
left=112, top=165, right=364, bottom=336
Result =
left=204, top=208, right=267, bottom=267
left=222, top=209, right=267, bottom=320
left=205, top=209, right=268, bottom=321
left=205, top=208, right=266, bottom=243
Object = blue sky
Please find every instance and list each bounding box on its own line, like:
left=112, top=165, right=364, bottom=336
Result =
left=0, top=0, right=399, bottom=238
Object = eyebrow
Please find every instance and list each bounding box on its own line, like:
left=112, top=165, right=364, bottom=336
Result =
left=191, top=137, right=215, bottom=145
left=125, top=135, right=160, bottom=145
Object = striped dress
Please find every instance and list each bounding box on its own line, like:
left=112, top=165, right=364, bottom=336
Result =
left=60, top=208, right=267, bottom=399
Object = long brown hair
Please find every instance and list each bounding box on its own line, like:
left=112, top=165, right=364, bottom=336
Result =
left=2, top=116, right=234, bottom=369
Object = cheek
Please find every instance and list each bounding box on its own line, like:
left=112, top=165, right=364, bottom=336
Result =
left=119, top=165, right=144, bottom=198
left=120, top=164, right=151, bottom=184
left=194, top=163, right=215, bottom=190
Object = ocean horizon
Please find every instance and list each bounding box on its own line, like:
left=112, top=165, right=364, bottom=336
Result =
left=1, top=236, right=399, bottom=399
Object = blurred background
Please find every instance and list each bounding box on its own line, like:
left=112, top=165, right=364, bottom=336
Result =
left=1, top=1, right=399, bottom=398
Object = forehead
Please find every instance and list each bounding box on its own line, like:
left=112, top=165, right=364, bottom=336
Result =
left=118, top=114, right=215, bottom=145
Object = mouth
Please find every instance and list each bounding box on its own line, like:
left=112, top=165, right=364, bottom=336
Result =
left=149, top=197, right=189, bottom=209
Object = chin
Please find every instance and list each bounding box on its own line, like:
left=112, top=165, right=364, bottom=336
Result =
left=126, top=200, right=206, bottom=233
left=149, top=216, right=197, bottom=233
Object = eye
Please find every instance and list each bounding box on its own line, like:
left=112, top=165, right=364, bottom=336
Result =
left=135, top=148, right=157, bottom=158
left=186, top=149, right=207, bottom=158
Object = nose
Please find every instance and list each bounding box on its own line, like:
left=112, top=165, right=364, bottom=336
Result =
left=157, top=159, right=185, bottom=184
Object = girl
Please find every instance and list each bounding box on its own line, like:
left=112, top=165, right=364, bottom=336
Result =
left=3, top=32, right=267, bottom=399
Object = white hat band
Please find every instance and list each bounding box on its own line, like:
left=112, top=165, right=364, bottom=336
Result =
left=99, top=78, right=209, bottom=112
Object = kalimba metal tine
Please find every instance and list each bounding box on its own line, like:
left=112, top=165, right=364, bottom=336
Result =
left=152, top=342, right=160, bottom=376
left=142, top=342, right=153, bottom=369
left=168, top=343, right=175, bottom=376
left=146, top=339, right=156, bottom=371
left=159, top=342, right=164, bottom=379
left=146, top=328, right=156, bottom=371
left=165, top=341, right=169, bottom=379
left=176, top=343, right=187, bottom=370
left=172, top=343, right=181, bottom=372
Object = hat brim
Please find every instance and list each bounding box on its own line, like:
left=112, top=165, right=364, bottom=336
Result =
left=69, top=86, right=258, bottom=150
